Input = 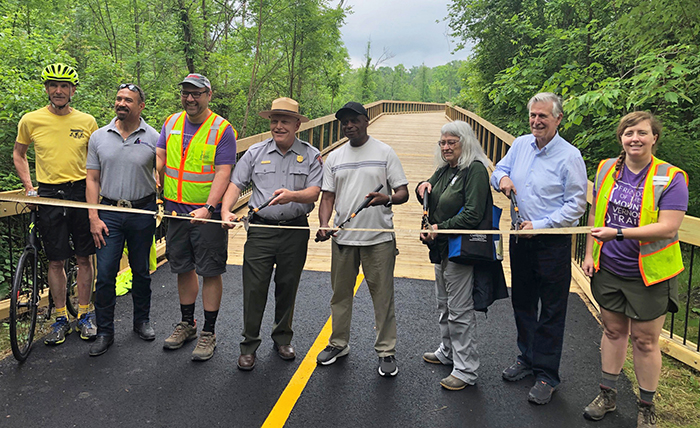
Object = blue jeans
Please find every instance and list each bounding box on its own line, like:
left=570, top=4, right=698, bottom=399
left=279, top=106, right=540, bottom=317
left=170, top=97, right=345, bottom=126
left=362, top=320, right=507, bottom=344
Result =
left=94, top=201, right=156, bottom=336
left=509, top=234, right=571, bottom=387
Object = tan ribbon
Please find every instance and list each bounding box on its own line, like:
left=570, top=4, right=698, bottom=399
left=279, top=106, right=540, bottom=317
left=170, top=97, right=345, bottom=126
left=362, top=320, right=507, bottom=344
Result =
left=0, top=194, right=591, bottom=236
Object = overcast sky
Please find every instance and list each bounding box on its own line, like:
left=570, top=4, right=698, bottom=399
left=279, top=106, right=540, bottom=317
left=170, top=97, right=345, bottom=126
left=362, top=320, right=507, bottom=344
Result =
left=339, top=0, right=473, bottom=69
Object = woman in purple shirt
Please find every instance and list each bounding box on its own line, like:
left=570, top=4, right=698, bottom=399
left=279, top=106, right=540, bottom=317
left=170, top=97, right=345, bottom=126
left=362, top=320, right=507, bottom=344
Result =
left=581, top=112, right=688, bottom=428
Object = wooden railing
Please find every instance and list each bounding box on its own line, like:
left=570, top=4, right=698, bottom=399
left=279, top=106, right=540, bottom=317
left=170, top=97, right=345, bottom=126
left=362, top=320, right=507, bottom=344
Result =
left=445, top=103, right=700, bottom=371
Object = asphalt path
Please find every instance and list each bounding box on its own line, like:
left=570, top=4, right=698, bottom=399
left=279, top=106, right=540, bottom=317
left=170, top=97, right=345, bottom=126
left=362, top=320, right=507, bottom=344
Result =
left=0, top=264, right=639, bottom=427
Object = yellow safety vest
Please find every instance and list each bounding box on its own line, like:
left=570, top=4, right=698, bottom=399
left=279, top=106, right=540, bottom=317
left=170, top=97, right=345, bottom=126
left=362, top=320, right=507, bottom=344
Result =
left=592, top=156, right=688, bottom=286
left=162, top=111, right=237, bottom=205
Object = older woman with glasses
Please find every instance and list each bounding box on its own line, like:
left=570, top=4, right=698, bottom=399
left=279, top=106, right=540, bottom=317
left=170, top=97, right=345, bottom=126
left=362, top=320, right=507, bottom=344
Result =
left=416, top=120, right=505, bottom=390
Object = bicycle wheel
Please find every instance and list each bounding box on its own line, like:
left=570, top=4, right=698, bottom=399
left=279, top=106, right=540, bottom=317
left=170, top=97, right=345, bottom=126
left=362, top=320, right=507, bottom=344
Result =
left=10, top=249, right=40, bottom=362
left=65, top=255, right=96, bottom=317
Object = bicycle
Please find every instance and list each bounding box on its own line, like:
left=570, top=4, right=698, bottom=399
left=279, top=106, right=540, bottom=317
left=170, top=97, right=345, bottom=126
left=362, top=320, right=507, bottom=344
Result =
left=9, top=199, right=96, bottom=362
left=10, top=207, right=45, bottom=361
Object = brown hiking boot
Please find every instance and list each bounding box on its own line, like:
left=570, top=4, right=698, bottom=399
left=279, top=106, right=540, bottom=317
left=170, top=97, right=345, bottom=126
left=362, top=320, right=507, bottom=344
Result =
left=163, top=321, right=197, bottom=350
left=583, top=387, right=617, bottom=421
left=637, top=400, right=657, bottom=428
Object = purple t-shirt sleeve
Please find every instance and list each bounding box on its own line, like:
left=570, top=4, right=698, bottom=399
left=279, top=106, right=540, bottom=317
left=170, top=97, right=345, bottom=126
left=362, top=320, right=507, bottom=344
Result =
left=214, top=126, right=237, bottom=166
left=658, top=173, right=688, bottom=211
left=156, top=123, right=167, bottom=150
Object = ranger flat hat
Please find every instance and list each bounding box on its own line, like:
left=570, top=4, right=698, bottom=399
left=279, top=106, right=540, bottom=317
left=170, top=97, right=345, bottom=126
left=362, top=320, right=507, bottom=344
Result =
left=259, top=97, right=309, bottom=123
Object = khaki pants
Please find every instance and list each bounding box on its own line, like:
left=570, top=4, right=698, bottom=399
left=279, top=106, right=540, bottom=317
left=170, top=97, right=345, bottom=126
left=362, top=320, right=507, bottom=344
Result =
left=329, top=239, right=397, bottom=357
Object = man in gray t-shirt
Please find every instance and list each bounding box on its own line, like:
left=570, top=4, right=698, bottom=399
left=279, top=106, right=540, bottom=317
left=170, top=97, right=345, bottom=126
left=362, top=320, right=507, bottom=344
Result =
left=222, top=97, right=322, bottom=371
left=315, top=102, right=409, bottom=378
left=85, top=83, right=159, bottom=356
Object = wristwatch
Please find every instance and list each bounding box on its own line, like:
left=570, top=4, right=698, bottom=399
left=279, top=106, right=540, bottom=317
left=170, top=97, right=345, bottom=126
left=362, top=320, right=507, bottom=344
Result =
left=384, top=197, right=393, bottom=207
left=203, top=204, right=216, bottom=214
left=616, top=227, right=624, bottom=241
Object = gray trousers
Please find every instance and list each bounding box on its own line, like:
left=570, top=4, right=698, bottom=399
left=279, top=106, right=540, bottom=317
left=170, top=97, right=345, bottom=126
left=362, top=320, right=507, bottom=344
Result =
left=433, top=260, right=479, bottom=384
left=329, top=239, right=397, bottom=357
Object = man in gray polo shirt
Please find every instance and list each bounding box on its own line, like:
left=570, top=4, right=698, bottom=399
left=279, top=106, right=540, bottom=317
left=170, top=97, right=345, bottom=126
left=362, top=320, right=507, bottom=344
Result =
left=221, top=97, right=322, bottom=371
left=85, top=83, right=160, bottom=356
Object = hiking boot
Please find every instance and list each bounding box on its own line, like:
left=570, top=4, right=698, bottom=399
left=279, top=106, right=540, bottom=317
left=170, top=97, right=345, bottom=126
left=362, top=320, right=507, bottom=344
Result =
left=77, top=312, right=97, bottom=341
left=191, top=331, right=216, bottom=361
left=583, top=387, right=617, bottom=421
left=44, top=316, right=72, bottom=345
left=637, top=400, right=657, bottom=428
left=163, top=321, right=197, bottom=350
left=316, top=345, right=349, bottom=365
left=378, top=355, right=399, bottom=377
left=440, top=375, right=470, bottom=390
left=528, top=380, right=557, bottom=405
left=423, top=352, right=442, bottom=364
left=502, top=361, right=533, bottom=382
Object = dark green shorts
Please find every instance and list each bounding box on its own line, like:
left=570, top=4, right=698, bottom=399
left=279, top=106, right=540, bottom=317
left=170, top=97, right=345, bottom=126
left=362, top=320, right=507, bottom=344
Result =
left=591, top=267, right=679, bottom=321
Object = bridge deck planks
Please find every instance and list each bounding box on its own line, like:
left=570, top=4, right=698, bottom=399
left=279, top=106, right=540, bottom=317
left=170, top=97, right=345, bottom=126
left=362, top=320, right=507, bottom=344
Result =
left=227, top=112, right=512, bottom=284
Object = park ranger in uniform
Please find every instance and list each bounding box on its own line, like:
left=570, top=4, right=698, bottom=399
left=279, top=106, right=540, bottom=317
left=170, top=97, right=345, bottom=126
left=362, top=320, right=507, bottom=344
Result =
left=221, top=97, right=322, bottom=371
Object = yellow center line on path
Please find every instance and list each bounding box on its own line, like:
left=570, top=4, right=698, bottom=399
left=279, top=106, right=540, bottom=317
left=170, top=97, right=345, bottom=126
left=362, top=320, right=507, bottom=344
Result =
left=261, top=273, right=365, bottom=428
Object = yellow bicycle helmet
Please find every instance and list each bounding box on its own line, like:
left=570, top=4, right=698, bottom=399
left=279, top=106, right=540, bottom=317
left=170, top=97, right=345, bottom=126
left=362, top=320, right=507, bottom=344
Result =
left=41, top=63, right=79, bottom=85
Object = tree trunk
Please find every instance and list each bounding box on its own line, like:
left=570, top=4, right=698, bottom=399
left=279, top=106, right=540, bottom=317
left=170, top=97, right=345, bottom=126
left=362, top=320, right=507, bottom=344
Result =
left=177, top=0, right=196, bottom=74
left=241, top=0, right=264, bottom=137
left=133, top=0, right=142, bottom=85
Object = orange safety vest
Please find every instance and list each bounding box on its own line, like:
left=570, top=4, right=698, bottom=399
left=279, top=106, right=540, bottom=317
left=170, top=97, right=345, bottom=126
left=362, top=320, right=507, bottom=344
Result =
left=162, top=111, right=237, bottom=205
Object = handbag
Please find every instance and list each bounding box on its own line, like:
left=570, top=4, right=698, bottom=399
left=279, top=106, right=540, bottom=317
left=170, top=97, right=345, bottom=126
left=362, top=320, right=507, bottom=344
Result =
left=447, top=203, right=503, bottom=265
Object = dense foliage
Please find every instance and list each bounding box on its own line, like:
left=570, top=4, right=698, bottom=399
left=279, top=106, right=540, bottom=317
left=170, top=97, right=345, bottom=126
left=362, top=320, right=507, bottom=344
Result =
left=448, top=0, right=700, bottom=215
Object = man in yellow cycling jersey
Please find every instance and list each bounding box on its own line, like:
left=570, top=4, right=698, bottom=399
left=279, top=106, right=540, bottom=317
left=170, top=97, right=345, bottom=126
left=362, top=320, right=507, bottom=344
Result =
left=13, top=63, right=99, bottom=345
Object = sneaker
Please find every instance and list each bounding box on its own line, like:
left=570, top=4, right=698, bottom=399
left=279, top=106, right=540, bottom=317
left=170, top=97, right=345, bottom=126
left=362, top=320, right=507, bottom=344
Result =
left=583, top=387, right=617, bottom=421
left=378, top=355, right=399, bottom=377
left=637, top=400, right=657, bottom=428
left=44, top=316, right=72, bottom=345
left=316, top=345, right=349, bottom=365
left=528, top=380, right=557, bottom=405
left=502, top=361, right=533, bottom=382
left=191, top=331, right=216, bottom=361
left=163, top=321, right=197, bottom=350
left=77, top=312, right=97, bottom=341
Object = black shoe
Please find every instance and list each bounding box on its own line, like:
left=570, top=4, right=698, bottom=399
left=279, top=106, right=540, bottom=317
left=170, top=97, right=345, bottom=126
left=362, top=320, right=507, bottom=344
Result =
left=528, top=380, right=557, bottom=405
left=89, top=335, right=114, bottom=357
left=134, top=322, right=156, bottom=341
left=502, top=361, right=533, bottom=382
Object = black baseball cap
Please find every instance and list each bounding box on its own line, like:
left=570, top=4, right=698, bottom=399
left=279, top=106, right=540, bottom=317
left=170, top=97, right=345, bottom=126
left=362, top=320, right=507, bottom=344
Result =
left=335, top=101, right=368, bottom=120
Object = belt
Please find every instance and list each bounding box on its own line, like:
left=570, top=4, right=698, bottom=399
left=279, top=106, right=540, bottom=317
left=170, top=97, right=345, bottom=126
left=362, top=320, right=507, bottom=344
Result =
left=38, top=179, right=86, bottom=189
left=250, top=214, right=308, bottom=226
left=101, top=194, right=156, bottom=209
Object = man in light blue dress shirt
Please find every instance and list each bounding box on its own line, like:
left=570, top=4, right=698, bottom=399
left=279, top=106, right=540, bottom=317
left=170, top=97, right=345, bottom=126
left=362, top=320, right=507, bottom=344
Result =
left=491, top=92, right=587, bottom=405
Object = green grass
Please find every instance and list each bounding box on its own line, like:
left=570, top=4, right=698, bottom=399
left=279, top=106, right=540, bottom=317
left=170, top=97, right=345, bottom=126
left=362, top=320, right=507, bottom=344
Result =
left=622, top=347, right=700, bottom=428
